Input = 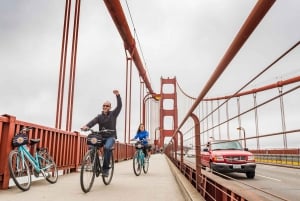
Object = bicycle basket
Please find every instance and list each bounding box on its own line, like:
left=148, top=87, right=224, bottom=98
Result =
left=87, top=133, right=102, bottom=146
left=12, top=133, right=29, bottom=147
left=135, top=142, right=143, bottom=149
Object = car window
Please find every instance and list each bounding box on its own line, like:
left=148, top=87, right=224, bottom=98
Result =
left=211, top=141, right=242, bottom=150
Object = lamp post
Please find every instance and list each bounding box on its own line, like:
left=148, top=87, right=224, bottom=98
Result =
left=237, top=127, right=246, bottom=148
left=142, top=93, right=161, bottom=124
left=154, top=127, right=160, bottom=152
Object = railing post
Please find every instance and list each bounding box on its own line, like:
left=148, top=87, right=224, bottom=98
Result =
left=190, top=113, right=201, bottom=191
left=73, top=131, right=81, bottom=172
left=178, top=131, right=183, bottom=171
left=0, top=114, right=16, bottom=189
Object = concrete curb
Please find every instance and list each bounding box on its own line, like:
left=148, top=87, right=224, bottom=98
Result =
left=165, top=155, right=205, bottom=201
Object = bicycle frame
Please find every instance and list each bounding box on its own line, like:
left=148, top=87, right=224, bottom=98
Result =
left=80, top=142, right=114, bottom=193
left=8, top=127, right=58, bottom=191
left=136, top=148, right=145, bottom=166
left=91, top=147, right=102, bottom=174
left=17, top=145, right=47, bottom=174
left=132, top=141, right=150, bottom=176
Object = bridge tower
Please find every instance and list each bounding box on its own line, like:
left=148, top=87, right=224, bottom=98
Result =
left=159, top=77, right=178, bottom=149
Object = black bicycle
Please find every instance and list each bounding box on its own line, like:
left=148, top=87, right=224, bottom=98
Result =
left=80, top=128, right=115, bottom=193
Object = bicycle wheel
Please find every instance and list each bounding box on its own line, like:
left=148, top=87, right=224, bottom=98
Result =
left=8, top=150, right=31, bottom=191
left=143, top=155, right=149, bottom=174
left=133, top=151, right=141, bottom=176
left=80, top=149, right=96, bottom=193
left=102, top=150, right=114, bottom=185
left=38, top=150, right=58, bottom=183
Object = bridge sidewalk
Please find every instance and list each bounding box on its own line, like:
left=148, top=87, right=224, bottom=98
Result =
left=0, top=153, right=203, bottom=201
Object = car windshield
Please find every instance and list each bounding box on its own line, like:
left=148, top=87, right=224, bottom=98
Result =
left=211, top=141, right=242, bottom=150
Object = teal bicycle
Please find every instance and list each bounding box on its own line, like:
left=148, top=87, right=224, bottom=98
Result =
left=8, top=127, right=58, bottom=191
left=132, top=140, right=149, bottom=176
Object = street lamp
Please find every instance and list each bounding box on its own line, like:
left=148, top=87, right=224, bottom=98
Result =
left=142, top=93, right=161, bottom=124
left=236, top=127, right=246, bottom=148
left=154, top=127, right=160, bottom=152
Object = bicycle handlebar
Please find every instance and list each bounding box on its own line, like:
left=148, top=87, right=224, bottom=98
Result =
left=81, top=128, right=115, bottom=134
left=130, top=138, right=148, bottom=142
left=130, top=139, right=149, bottom=146
left=20, top=127, right=33, bottom=133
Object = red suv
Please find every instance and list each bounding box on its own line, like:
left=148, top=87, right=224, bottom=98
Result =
left=201, top=140, right=256, bottom=178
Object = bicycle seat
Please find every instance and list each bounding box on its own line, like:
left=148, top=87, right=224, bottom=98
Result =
left=30, top=139, right=40, bottom=145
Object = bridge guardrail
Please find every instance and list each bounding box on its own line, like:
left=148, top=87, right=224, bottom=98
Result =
left=254, top=154, right=300, bottom=167
left=0, top=114, right=134, bottom=190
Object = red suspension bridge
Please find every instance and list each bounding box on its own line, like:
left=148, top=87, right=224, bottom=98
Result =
left=1, top=0, right=300, bottom=200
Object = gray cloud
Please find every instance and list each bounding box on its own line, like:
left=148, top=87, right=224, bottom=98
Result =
left=1, top=0, right=300, bottom=144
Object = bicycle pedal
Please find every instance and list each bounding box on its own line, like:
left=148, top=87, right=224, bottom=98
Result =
left=102, top=170, right=109, bottom=177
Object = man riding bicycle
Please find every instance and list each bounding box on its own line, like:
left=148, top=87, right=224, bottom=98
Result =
left=81, top=90, right=122, bottom=177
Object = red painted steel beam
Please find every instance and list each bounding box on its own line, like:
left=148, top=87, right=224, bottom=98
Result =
left=204, top=75, right=300, bottom=101
left=177, top=0, right=276, bottom=130
left=103, top=0, right=154, bottom=95
left=56, top=0, right=72, bottom=129
left=66, top=0, right=81, bottom=131
left=203, top=41, right=300, bottom=101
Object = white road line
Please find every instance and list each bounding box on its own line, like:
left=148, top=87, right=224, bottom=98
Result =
left=257, top=174, right=281, bottom=181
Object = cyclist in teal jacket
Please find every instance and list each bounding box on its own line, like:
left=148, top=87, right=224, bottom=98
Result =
left=131, top=123, right=151, bottom=157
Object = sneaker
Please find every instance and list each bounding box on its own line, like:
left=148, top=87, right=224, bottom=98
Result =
left=102, top=169, right=109, bottom=177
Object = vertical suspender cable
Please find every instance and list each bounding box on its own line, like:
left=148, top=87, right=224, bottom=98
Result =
left=56, top=0, right=71, bottom=129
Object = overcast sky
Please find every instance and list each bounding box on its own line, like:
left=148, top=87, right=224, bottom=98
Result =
left=1, top=0, right=300, bottom=143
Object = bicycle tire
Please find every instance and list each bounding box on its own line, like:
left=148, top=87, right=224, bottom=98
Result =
left=80, top=149, right=96, bottom=193
left=143, top=155, right=149, bottom=174
left=133, top=151, right=142, bottom=176
left=38, top=151, right=58, bottom=183
left=8, top=150, right=31, bottom=191
left=102, top=151, right=114, bottom=185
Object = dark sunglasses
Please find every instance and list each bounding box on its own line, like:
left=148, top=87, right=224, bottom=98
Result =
left=103, top=105, right=110, bottom=108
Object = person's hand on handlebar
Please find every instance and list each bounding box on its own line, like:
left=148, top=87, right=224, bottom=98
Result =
left=81, top=126, right=89, bottom=131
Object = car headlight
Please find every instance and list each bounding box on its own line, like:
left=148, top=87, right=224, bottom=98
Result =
left=247, top=155, right=255, bottom=161
left=212, top=155, right=224, bottom=162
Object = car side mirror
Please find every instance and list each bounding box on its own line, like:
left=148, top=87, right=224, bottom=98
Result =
left=244, top=148, right=249, bottom=151
left=203, top=147, right=208, bottom=152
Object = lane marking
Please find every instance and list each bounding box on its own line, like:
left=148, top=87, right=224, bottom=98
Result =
left=257, top=174, right=281, bottom=182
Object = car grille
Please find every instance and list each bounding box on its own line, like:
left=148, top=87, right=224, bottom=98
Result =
left=224, top=156, right=246, bottom=163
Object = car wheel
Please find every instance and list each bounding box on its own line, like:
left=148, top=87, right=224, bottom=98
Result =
left=246, top=171, right=255, bottom=179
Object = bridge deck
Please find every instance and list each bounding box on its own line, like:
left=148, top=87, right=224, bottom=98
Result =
left=0, top=154, right=203, bottom=201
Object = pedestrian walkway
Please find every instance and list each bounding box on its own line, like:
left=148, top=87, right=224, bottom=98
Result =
left=0, top=153, right=203, bottom=201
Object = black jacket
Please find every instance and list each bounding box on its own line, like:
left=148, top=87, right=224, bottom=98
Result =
left=86, top=95, right=122, bottom=139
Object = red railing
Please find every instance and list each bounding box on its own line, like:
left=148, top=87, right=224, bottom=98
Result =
left=0, top=114, right=134, bottom=189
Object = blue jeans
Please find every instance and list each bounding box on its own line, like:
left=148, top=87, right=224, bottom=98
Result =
left=102, top=136, right=115, bottom=170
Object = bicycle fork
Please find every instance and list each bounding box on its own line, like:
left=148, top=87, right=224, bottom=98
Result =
left=93, top=154, right=102, bottom=177
left=139, top=151, right=145, bottom=167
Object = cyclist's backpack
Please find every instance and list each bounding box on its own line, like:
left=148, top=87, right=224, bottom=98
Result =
left=12, top=133, right=29, bottom=147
